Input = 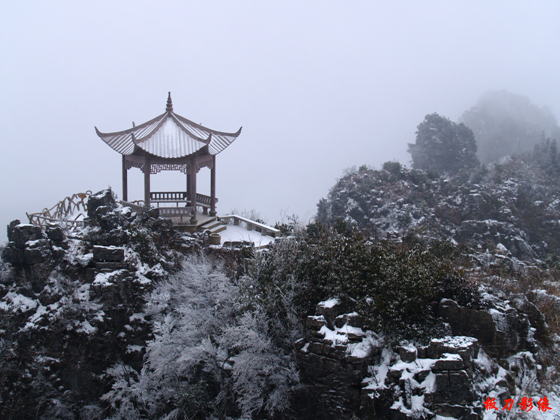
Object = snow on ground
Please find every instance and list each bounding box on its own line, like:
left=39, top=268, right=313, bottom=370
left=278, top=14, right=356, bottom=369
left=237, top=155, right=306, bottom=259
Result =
left=318, top=298, right=340, bottom=308
left=214, top=224, right=276, bottom=248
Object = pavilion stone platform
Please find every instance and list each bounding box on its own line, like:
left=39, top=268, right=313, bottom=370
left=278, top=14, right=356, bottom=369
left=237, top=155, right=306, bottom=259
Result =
left=153, top=209, right=219, bottom=234
left=167, top=212, right=217, bottom=230
left=121, top=197, right=279, bottom=248
left=96, top=93, right=242, bottom=230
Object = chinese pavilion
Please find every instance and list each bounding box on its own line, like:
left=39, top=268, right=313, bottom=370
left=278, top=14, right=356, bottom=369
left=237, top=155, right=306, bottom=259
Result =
left=95, top=93, right=242, bottom=224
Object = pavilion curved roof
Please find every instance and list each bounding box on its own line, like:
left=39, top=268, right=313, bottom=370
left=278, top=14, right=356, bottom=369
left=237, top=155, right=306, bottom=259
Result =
left=95, top=93, right=242, bottom=158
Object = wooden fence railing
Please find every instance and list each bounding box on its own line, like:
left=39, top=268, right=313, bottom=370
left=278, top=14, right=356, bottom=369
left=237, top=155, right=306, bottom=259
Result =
left=27, top=191, right=92, bottom=228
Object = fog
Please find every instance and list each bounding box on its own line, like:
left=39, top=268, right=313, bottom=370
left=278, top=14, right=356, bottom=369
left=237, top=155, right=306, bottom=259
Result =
left=1, top=1, right=559, bottom=242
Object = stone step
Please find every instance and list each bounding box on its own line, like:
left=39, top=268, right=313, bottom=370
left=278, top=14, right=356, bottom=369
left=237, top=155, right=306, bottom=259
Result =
left=210, top=225, right=227, bottom=234
left=204, top=221, right=223, bottom=230
left=197, top=217, right=217, bottom=228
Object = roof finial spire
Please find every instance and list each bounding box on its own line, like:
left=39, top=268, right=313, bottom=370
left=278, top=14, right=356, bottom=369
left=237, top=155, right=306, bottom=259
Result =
left=166, top=92, right=173, bottom=112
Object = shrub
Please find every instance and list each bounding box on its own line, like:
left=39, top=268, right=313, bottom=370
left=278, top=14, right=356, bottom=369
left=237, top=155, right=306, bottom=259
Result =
left=254, top=227, right=480, bottom=341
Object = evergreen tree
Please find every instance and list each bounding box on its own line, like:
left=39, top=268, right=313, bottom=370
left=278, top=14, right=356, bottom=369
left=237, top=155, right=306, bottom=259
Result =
left=408, top=113, right=479, bottom=174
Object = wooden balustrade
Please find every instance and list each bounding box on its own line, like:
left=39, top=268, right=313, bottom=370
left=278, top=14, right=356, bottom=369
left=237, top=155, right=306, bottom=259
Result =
left=158, top=207, right=193, bottom=216
left=150, top=191, right=216, bottom=215
left=150, top=191, right=187, bottom=202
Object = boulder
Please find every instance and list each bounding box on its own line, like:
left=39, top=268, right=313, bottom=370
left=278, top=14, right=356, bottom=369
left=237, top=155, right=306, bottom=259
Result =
left=1, top=243, right=23, bottom=264
left=96, top=230, right=129, bottom=246
left=8, top=222, right=43, bottom=248
left=335, top=312, right=364, bottom=329
left=306, top=315, right=327, bottom=331
left=433, top=370, right=474, bottom=404
left=427, top=336, right=479, bottom=367
left=7, top=219, right=20, bottom=242
left=87, top=189, right=116, bottom=218
left=316, top=298, right=344, bottom=328
left=432, top=353, right=464, bottom=371
left=438, top=299, right=522, bottom=357
left=99, top=212, right=121, bottom=231
left=398, top=345, right=417, bottom=363
left=147, top=208, right=160, bottom=219
left=87, top=189, right=118, bottom=227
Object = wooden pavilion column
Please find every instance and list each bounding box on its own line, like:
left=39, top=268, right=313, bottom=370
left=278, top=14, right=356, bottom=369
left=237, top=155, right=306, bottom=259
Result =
left=186, top=173, right=191, bottom=201
left=210, top=155, right=216, bottom=216
left=189, top=159, right=197, bottom=223
left=144, top=157, right=151, bottom=206
left=122, top=155, right=128, bottom=202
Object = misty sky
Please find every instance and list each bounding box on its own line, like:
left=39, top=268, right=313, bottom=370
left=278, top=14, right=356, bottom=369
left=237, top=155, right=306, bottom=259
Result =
left=1, top=1, right=559, bottom=243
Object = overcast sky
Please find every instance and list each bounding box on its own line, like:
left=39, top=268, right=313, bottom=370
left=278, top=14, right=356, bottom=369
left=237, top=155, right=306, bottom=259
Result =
left=1, top=1, right=559, bottom=242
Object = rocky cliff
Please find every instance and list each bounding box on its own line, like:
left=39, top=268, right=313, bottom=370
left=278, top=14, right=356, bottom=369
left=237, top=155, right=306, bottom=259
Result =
left=317, top=156, right=560, bottom=265
left=0, top=190, right=201, bottom=418
left=1, top=184, right=559, bottom=419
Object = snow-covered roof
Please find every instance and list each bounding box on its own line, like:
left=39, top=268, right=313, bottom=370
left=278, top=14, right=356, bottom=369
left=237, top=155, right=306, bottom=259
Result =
left=95, top=93, right=242, bottom=158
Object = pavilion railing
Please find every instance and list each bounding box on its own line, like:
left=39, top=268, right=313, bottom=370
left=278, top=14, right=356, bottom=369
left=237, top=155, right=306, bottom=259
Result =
left=26, top=191, right=217, bottom=229
left=150, top=191, right=187, bottom=203
left=27, top=191, right=92, bottom=228
left=150, top=191, right=216, bottom=214
left=156, top=207, right=195, bottom=225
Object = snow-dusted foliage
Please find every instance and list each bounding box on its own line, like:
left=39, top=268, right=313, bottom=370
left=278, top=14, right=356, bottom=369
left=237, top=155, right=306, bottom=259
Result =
left=248, top=225, right=479, bottom=342
left=103, top=254, right=300, bottom=419
left=408, top=113, right=479, bottom=174
left=102, top=255, right=234, bottom=419
left=223, top=311, right=299, bottom=415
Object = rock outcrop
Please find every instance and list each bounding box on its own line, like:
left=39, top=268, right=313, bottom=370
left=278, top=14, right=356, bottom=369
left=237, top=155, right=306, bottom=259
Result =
left=438, top=297, right=539, bottom=357
left=317, top=159, right=560, bottom=261
left=294, top=299, right=377, bottom=419
left=0, top=189, right=197, bottom=419
left=292, top=298, right=549, bottom=420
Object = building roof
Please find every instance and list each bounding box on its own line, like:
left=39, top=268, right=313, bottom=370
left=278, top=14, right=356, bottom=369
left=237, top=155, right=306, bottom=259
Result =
left=95, top=93, right=242, bottom=158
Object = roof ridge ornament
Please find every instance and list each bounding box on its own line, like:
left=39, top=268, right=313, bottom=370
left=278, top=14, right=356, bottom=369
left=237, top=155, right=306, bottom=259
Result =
left=166, top=92, right=173, bottom=112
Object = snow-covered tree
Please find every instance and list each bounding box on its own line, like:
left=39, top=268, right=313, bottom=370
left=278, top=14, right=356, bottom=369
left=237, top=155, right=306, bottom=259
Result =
left=223, top=310, right=299, bottom=417
left=103, top=253, right=301, bottom=419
